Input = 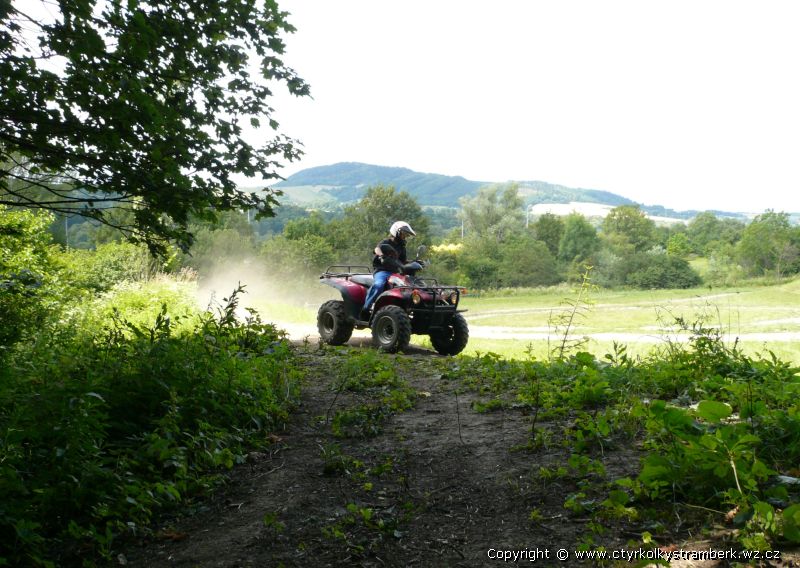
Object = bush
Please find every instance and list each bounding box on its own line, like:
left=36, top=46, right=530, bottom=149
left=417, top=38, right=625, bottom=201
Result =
left=497, top=237, right=562, bottom=287
left=0, top=206, right=60, bottom=349
left=622, top=252, right=702, bottom=289
left=61, top=242, right=159, bottom=292
left=0, top=287, right=302, bottom=566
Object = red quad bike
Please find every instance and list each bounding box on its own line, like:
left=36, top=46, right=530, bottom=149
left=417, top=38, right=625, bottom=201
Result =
left=317, top=246, right=469, bottom=355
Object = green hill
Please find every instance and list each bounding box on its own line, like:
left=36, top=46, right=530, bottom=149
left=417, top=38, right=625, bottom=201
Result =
left=273, top=162, right=746, bottom=220
left=275, top=162, right=483, bottom=206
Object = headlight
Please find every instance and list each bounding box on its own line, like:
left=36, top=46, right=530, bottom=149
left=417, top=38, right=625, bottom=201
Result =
left=411, top=290, right=422, bottom=304
left=448, top=291, right=459, bottom=304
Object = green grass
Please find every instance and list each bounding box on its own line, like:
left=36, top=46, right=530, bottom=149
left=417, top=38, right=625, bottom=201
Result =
left=237, top=276, right=800, bottom=364
left=454, top=277, right=800, bottom=363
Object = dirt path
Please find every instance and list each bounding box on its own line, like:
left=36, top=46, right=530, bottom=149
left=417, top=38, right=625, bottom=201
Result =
left=122, top=343, right=800, bottom=567
left=122, top=343, right=647, bottom=567
left=277, top=322, right=800, bottom=345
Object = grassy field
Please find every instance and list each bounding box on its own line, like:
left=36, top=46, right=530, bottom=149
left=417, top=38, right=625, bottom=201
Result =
left=458, top=277, right=800, bottom=363
left=242, top=276, right=800, bottom=364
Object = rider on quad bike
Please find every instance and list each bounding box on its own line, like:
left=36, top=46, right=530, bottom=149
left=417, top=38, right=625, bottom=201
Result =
left=316, top=222, right=469, bottom=355
left=362, top=221, right=416, bottom=319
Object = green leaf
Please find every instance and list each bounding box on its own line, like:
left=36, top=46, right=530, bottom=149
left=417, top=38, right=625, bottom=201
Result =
left=696, top=400, right=732, bottom=422
left=607, top=490, right=630, bottom=505
left=783, top=504, right=800, bottom=543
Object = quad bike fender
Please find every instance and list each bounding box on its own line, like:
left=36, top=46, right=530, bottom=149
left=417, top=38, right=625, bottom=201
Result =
left=373, top=288, right=408, bottom=312
left=321, top=278, right=366, bottom=319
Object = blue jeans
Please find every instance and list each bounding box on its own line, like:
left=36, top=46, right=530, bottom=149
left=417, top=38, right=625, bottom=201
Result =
left=363, top=270, right=391, bottom=310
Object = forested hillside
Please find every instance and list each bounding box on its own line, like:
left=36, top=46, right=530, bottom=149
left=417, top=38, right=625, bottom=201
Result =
left=274, top=162, right=750, bottom=221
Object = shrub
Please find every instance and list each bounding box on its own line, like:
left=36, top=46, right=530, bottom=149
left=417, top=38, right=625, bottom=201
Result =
left=0, top=287, right=302, bottom=565
left=61, top=242, right=158, bottom=292
left=622, top=252, right=702, bottom=289
left=0, top=206, right=60, bottom=349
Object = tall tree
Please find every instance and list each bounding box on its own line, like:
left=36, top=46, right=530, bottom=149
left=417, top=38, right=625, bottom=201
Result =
left=459, top=183, right=524, bottom=243
left=334, top=185, right=429, bottom=259
left=558, top=213, right=599, bottom=262
left=530, top=212, right=564, bottom=257
left=0, top=0, right=308, bottom=253
left=602, top=205, right=656, bottom=254
left=737, top=210, right=798, bottom=277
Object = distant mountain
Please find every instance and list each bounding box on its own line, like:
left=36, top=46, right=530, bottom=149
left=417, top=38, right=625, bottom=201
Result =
left=274, top=162, right=483, bottom=207
left=273, top=162, right=746, bottom=220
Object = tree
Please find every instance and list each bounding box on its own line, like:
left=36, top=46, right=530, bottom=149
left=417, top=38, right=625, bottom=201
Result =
left=686, top=212, right=722, bottom=254
left=686, top=212, right=745, bottom=255
left=283, top=211, right=330, bottom=241
left=602, top=205, right=656, bottom=253
left=260, top=234, right=335, bottom=275
left=666, top=232, right=691, bottom=259
left=459, top=183, right=524, bottom=242
left=459, top=238, right=502, bottom=289
left=558, top=213, right=599, bottom=263
left=334, top=185, right=429, bottom=260
left=530, top=213, right=564, bottom=257
left=0, top=0, right=309, bottom=253
left=497, top=235, right=561, bottom=287
left=737, top=210, right=798, bottom=277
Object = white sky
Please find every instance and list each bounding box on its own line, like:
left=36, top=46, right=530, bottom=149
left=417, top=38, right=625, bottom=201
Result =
left=262, top=0, right=800, bottom=213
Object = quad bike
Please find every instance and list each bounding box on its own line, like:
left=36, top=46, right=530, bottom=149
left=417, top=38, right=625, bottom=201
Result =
left=317, top=246, right=469, bottom=355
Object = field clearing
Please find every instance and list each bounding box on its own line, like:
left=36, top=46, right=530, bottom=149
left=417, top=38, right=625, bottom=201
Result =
left=244, top=277, right=800, bottom=364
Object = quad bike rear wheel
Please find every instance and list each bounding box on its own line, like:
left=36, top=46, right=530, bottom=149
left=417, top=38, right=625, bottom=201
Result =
left=371, top=305, right=412, bottom=353
left=429, top=312, right=469, bottom=355
left=317, top=300, right=354, bottom=345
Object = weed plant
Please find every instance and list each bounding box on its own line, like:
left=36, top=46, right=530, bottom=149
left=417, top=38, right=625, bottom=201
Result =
left=442, top=322, right=800, bottom=550
left=325, top=350, right=415, bottom=439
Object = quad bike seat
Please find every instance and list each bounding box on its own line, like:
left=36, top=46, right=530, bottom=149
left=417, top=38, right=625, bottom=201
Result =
left=349, top=274, right=374, bottom=287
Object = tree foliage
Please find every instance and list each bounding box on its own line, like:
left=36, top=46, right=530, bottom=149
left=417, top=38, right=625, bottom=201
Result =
left=666, top=232, right=691, bottom=259
left=334, top=185, right=430, bottom=260
left=530, top=212, right=564, bottom=257
left=498, top=235, right=560, bottom=287
left=558, top=213, right=599, bottom=262
left=0, top=0, right=308, bottom=253
left=686, top=212, right=745, bottom=254
left=737, top=211, right=799, bottom=277
left=622, top=252, right=702, bottom=289
left=0, top=205, right=59, bottom=347
left=459, top=183, right=524, bottom=243
left=602, top=205, right=657, bottom=254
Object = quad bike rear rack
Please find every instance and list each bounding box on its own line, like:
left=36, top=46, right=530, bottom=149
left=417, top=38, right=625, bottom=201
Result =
left=321, top=265, right=372, bottom=278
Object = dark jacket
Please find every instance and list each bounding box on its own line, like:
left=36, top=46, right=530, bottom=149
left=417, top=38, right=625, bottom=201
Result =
left=372, top=237, right=407, bottom=274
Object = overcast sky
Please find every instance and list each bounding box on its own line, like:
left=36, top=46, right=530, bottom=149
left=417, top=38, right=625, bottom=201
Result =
left=261, top=0, right=800, bottom=214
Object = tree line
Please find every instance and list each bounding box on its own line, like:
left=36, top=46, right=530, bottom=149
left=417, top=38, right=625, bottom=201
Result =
left=7, top=182, right=798, bottom=298
left=178, top=183, right=800, bottom=291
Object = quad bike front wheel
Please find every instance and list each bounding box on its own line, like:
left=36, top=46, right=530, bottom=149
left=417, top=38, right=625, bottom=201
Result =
left=429, top=312, right=469, bottom=356
left=317, top=300, right=354, bottom=345
left=371, top=305, right=412, bottom=353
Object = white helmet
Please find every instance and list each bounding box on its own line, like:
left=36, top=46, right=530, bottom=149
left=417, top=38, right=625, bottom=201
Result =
left=389, top=221, right=416, bottom=238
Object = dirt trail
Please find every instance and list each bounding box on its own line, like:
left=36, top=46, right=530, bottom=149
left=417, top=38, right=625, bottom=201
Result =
left=123, top=343, right=798, bottom=567
left=121, top=344, right=635, bottom=567
left=278, top=322, right=800, bottom=346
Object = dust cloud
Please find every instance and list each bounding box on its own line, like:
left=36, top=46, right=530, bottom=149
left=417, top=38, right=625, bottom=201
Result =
left=193, top=257, right=336, bottom=333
